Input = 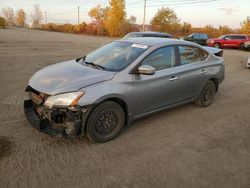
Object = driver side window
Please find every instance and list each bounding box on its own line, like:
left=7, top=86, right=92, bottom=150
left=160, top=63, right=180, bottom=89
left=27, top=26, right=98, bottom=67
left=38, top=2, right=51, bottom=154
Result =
left=141, top=46, right=176, bottom=71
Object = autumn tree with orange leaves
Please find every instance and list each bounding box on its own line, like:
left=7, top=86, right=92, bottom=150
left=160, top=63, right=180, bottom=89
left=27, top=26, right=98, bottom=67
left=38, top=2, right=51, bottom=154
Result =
left=241, top=16, right=250, bottom=35
left=104, top=0, right=126, bottom=37
left=88, top=5, right=109, bottom=35
left=16, top=9, right=26, bottom=27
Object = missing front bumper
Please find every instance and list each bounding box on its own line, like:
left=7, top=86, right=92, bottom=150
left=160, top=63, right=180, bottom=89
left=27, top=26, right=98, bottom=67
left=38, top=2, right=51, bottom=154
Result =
left=24, top=100, right=83, bottom=137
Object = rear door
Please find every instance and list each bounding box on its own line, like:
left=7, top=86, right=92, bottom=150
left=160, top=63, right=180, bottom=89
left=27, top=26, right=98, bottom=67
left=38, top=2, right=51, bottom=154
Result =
left=172, top=45, right=210, bottom=101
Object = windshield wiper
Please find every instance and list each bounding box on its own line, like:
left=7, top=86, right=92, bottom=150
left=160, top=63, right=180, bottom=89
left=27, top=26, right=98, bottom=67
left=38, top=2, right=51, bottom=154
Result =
left=76, top=56, right=86, bottom=62
left=76, top=56, right=105, bottom=70
left=84, top=61, right=105, bottom=70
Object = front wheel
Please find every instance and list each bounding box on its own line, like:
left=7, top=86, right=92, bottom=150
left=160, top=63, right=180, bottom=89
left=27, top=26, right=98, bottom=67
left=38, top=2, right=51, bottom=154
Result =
left=86, top=101, right=125, bottom=142
left=214, top=43, right=221, bottom=48
left=196, top=80, right=216, bottom=107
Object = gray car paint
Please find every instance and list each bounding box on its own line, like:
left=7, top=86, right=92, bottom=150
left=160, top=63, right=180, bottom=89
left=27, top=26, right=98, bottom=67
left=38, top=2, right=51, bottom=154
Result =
left=29, top=60, right=116, bottom=95
left=28, top=38, right=224, bottom=122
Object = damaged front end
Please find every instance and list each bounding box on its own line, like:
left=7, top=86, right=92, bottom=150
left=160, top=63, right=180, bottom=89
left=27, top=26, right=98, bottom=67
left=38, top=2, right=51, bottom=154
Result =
left=24, top=86, right=92, bottom=137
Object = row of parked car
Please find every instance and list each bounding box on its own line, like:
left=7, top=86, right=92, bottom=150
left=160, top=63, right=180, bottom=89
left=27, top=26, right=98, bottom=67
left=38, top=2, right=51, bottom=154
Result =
left=123, top=32, right=250, bottom=51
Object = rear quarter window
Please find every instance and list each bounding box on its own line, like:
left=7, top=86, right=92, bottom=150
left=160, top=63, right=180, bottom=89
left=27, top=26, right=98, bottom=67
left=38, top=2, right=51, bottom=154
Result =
left=178, top=46, right=208, bottom=65
left=232, top=36, right=247, bottom=40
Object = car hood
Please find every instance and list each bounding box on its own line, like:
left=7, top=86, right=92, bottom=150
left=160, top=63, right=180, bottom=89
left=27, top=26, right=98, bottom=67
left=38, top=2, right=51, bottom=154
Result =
left=29, top=60, right=115, bottom=95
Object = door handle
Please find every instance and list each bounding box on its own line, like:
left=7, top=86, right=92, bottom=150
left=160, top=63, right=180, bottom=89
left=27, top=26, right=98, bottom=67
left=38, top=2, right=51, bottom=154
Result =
left=201, top=69, right=207, bottom=74
left=169, top=76, right=179, bottom=81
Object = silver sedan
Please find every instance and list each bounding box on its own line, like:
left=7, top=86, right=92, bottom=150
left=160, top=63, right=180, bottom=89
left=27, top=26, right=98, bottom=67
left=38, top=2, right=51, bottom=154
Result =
left=24, top=38, right=225, bottom=142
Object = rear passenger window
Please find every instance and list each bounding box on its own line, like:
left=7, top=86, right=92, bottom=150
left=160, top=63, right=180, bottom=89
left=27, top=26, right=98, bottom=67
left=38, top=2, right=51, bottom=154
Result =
left=141, top=46, right=175, bottom=71
left=238, top=36, right=247, bottom=40
left=178, top=46, right=207, bottom=65
left=231, top=36, right=247, bottom=40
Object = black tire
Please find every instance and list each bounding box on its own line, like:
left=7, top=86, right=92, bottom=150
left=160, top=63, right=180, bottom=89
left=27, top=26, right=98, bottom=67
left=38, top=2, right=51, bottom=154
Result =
left=214, top=43, right=221, bottom=48
left=86, top=101, right=125, bottom=142
left=239, top=43, right=244, bottom=50
left=196, top=80, right=216, bottom=107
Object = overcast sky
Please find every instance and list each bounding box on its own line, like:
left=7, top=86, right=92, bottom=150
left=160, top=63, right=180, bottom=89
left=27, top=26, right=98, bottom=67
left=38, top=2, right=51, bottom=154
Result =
left=0, top=0, right=249, bottom=28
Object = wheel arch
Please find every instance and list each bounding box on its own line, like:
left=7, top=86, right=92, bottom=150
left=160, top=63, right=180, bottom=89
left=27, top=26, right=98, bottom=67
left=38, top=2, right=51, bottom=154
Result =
left=82, top=96, right=129, bottom=135
left=102, top=97, right=128, bottom=124
left=209, top=78, right=219, bottom=92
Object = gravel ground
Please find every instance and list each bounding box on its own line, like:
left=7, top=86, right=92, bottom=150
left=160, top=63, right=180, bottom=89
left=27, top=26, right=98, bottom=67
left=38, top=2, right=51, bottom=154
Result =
left=0, top=28, right=249, bottom=188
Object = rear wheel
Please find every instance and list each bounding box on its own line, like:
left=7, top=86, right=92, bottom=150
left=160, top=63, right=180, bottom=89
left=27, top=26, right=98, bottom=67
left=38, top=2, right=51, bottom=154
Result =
left=196, top=80, right=216, bottom=107
left=239, top=43, right=244, bottom=50
left=86, top=101, right=125, bottom=142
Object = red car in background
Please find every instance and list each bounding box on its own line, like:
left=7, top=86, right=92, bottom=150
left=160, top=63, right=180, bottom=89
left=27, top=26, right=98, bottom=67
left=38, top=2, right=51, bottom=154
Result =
left=206, top=34, right=250, bottom=49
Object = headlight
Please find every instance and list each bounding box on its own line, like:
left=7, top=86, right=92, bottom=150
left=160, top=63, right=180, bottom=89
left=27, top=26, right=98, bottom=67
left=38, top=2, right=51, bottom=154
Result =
left=44, top=92, right=84, bottom=108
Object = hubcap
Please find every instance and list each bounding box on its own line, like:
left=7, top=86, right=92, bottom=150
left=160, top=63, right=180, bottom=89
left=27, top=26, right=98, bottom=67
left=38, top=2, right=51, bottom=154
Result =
left=204, top=86, right=213, bottom=102
left=95, top=110, right=118, bottom=136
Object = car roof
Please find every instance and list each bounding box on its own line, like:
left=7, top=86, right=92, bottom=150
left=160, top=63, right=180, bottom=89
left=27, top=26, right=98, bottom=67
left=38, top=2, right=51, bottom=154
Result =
left=119, top=37, right=198, bottom=47
left=192, top=33, right=208, bottom=35
left=224, top=34, right=247, bottom=36
left=130, top=31, right=169, bottom=35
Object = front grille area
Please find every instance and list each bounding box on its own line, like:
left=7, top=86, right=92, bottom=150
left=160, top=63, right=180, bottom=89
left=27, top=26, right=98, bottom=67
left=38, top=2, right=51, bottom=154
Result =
left=24, top=100, right=66, bottom=136
left=24, top=86, right=85, bottom=137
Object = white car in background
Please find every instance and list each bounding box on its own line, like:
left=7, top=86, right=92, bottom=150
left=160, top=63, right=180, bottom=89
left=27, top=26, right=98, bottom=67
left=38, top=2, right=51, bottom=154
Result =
left=244, top=41, right=250, bottom=51
left=247, top=57, right=250, bottom=68
left=243, top=41, right=250, bottom=68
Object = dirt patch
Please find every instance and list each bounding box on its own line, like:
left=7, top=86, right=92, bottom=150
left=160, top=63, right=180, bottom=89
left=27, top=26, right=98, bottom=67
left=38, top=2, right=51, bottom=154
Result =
left=0, top=136, right=13, bottom=160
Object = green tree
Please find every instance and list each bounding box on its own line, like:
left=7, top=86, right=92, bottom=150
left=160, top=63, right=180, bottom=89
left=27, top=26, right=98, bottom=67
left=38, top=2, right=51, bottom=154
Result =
left=2, top=7, right=15, bottom=26
left=0, top=17, right=6, bottom=28
left=104, top=0, right=126, bottom=37
left=16, top=9, right=26, bottom=27
left=150, top=7, right=180, bottom=34
left=241, top=16, right=250, bottom=35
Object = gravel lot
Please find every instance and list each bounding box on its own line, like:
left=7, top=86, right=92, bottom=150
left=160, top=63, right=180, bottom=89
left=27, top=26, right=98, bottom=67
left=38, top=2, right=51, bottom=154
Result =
left=0, top=28, right=249, bottom=188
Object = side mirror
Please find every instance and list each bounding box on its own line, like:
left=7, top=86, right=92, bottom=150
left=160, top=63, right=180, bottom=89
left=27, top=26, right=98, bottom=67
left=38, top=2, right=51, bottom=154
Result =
left=224, top=37, right=228, bottom=40
left=137, top=65, right=155, bottom=75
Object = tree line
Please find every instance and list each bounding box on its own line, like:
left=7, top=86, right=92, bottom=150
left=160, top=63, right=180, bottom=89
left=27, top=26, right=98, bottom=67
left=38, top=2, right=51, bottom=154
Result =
left=1, top=4, right=42, bottom=28
left=1, top=0, right=250, bottom=38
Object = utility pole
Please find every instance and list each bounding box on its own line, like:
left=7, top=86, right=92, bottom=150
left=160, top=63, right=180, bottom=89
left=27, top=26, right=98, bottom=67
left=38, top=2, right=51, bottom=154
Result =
left=142, top=0, right=146, bottom=31
left=78, top=6, right=80, bottom=25
left=45, top=11, right=47, bottom=24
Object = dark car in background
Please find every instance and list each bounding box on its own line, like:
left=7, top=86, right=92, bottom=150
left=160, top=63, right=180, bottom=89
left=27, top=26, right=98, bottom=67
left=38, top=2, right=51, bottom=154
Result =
left=181, top=33, right=209, bottom=46
left=24, top=38, right=224, bottom=142
left=206, top=34, right=250, bottom=49
left=123, top=31, right=173, bottom=39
